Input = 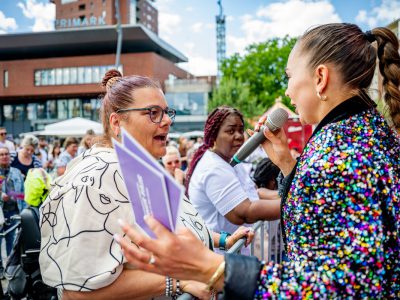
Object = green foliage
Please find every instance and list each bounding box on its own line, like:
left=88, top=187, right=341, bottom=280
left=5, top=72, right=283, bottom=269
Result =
left=210, top=36, right=297, bottom=121
left=209, top=78, right=260, bottom=124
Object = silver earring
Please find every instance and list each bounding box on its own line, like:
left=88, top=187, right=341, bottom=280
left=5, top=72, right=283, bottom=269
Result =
left=317, top=91, right=327, bottom=101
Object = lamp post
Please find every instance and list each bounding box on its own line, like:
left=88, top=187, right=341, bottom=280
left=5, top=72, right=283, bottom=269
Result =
left=115, top=0, right=122, bottom=69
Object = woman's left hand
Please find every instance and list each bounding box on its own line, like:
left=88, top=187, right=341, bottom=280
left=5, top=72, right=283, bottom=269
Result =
left=181, top=280, right=212, bottom=300
left=226, top=226, right=255, bottom=249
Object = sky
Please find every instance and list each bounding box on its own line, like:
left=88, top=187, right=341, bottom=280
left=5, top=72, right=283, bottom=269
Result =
left=0, top=0, right=400, bottom=76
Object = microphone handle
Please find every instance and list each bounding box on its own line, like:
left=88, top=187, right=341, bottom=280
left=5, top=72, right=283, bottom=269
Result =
left=230, top=126, right=267, bottom=167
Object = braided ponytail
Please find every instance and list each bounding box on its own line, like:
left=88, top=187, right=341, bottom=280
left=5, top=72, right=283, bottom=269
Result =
left=372, top=27, right=400, bottom=132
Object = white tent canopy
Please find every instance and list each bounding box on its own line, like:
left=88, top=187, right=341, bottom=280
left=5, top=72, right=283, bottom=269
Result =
left=182, top=130, right=204, bottom=139
left=30, top=117, right=103, bottom=137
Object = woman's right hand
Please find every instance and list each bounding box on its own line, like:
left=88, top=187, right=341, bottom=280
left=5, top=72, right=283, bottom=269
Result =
left=255, top=115, right=296, bottom=176
left=115, top=216, right=224, bottom=286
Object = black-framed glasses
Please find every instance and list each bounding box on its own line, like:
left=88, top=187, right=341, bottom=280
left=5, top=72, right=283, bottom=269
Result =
left=117, top=105, right=176, bottom=124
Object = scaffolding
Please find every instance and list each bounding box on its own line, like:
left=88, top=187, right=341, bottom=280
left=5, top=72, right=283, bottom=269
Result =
left=216, top=0, right=226, bottom=82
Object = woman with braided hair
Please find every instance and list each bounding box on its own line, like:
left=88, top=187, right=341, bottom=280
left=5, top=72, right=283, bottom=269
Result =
left=185, top=106, right=281, bottom=239
left=115, top=23, right=400, bottom=299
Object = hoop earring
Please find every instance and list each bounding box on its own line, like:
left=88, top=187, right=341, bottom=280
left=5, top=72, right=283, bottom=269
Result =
left=317, top=91, right=327, bottom=101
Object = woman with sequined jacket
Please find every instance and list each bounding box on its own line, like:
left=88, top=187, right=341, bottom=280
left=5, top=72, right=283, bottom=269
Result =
left=115, top=23, right=400, bottom=299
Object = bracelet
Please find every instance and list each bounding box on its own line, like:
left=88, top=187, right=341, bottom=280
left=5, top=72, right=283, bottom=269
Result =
left=219, top=231, right=231, bottom=250
left=172, top=279, right=182, bottom=299
left=176, top=279, right=182, bottom=295
left=165, top=276, right=173, bottom=297
left=206, top=260, right=226, bottom=292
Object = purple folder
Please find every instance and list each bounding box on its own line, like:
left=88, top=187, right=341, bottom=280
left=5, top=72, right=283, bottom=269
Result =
left=114, top=142, right=173, bottom=237
left=121, top=129, right=183, bottom=226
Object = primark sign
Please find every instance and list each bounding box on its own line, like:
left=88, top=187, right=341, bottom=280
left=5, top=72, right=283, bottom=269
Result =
left=55, top=16, right=106, bottom=28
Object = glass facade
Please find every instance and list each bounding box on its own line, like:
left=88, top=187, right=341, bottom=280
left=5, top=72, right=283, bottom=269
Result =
left=34, top=65, right=122, bottom=86
left=165, top=92, right=207, bottom=116
left=1, top=97, right=102, bottom=130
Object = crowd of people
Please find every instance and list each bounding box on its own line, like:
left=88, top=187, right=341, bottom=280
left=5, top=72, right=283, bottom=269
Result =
left=0, top=21, right=398, bottom=299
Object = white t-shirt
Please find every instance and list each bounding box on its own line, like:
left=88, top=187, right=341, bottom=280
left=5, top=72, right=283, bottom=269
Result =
left=188, top=150, right=259, bottom=234
left=40, top=146, right=211, bottom=291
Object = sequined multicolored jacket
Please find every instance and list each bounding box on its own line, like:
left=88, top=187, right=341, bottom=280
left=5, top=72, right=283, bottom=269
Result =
left=223, top=97, right=400, bottom=299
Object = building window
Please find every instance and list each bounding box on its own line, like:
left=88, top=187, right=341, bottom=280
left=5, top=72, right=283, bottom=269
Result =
left=37, top=103, right=46, bottom=119
left=70, top=67, right=77, bottom=84
left=3, top=70, right=8, bottom=88
left=41, top=70, right=49, bottom=86
left=34, top=65, right=119, bottom=86
left=14, top=105, right=25, bottom=121
left=130, top=0, right=137, bottom=24
left=48, top=69, right=55, bottom=85
left=84, top=66, right=92, bottom=84
left=92, top=66, right=100, bottom=83
left=56, top=69, right=63, bottom=85
left=63, top=68, right=70, bottom=85
left=58, top=100, right=68, bottom=119
left=27, top=104, right=37, bottom=120
left=79, top=4, right=86, bottom=11
left=69, top=99, right=81, bottom=118
left=34, top=71, right=41, bottom=86
left=47, top=100, right=57, bottom=119
left=3, top=105, right=12, bottom=120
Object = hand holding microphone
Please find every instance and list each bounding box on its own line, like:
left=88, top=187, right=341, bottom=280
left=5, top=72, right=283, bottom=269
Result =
left=230, top=108, right=289, bottom=167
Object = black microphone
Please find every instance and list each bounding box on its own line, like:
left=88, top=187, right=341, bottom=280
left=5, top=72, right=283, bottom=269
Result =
left=230, top=108, right=289, bottom=167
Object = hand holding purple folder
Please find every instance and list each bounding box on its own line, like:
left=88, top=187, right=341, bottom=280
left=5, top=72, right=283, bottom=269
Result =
left=113, top=129, right=183, bottom=237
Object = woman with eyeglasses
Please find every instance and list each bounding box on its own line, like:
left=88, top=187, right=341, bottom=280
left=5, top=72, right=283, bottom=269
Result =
left=39, top=69, right=252, bottom=299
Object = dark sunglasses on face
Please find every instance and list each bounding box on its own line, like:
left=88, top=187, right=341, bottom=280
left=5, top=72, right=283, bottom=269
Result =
left=0, top=132, right=7, bottom=136
left=116, top=105, right=176, bottom=124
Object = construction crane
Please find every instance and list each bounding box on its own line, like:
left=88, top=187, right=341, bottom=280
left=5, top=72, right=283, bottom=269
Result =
left=216, top=0, right=226, bottom=82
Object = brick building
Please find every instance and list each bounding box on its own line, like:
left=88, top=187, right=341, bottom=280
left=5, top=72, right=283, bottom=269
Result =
left=0, top=1, right=191, bottom=135
left=53, top=0, right=158, bottom=34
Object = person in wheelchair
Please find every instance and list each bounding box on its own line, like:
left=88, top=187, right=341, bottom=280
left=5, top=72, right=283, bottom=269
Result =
left=4, top=167, right=56, bottom=300
left=0, top=146, right=24, bottom=279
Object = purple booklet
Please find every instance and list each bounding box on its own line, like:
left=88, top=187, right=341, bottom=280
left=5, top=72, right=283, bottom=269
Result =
left=114, top=141, right=174, bottom=237
left=121, top=129, right=183, bottom=226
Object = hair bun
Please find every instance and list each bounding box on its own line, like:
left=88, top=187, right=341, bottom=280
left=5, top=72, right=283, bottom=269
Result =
left=101, top=69, right=123, bottom=89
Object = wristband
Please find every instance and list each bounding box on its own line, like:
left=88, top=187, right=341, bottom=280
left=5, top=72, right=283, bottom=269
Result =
left=219, top=231, right=231, bottom=250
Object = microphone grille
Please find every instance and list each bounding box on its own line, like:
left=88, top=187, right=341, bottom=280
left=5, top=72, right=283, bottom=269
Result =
left=268, top=108, right=289, bottom=129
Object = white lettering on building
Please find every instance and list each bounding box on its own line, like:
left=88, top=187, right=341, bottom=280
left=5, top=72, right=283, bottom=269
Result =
left=55, top=16, right=106, bottom=28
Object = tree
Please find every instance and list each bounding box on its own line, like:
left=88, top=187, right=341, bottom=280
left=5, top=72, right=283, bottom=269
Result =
left=210, top=36, right=297, bottom=121
left=209, top=77, right=259, bottom=123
